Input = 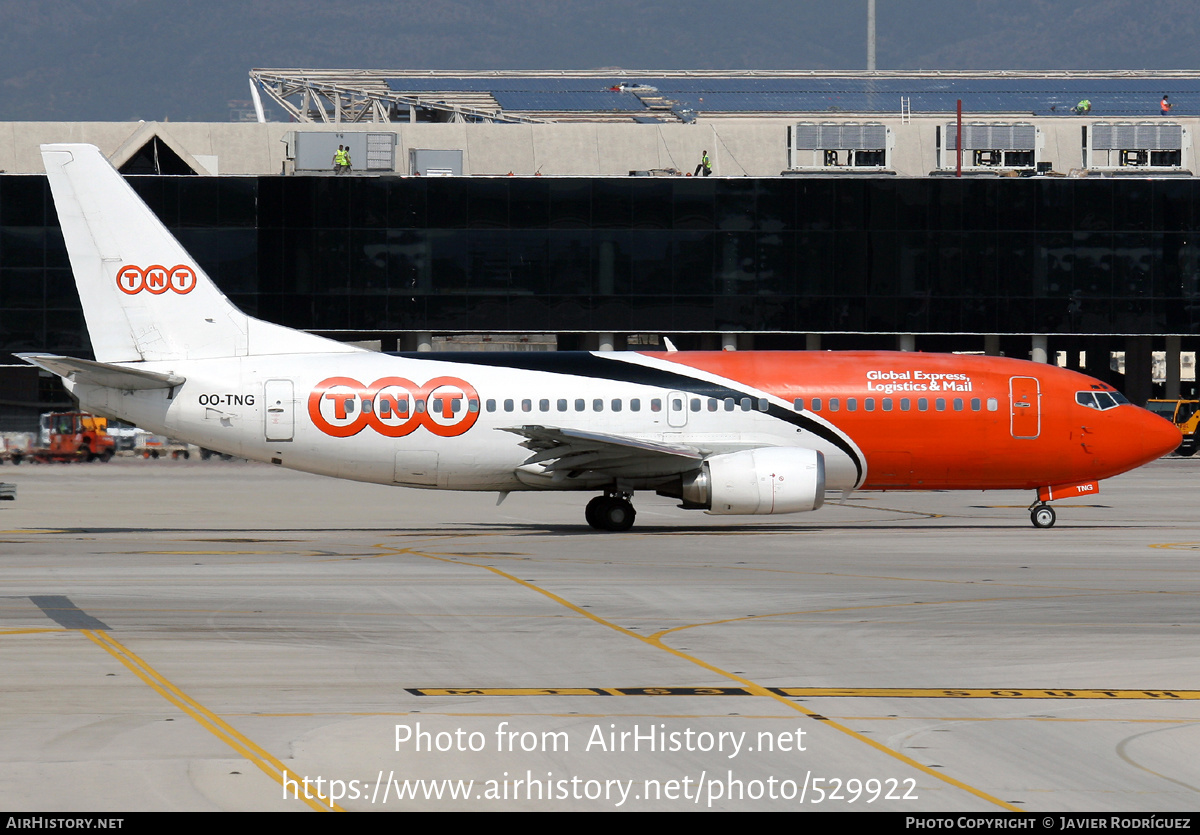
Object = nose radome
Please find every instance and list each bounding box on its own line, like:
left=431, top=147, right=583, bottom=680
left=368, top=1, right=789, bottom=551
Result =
left=1140, top=409, right=1183, bottom=460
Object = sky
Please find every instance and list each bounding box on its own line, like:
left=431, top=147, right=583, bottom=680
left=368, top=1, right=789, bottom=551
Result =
left=1, top=1, right=1198, bottom=121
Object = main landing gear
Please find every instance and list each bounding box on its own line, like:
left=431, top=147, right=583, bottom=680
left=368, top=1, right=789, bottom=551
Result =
left=1029, top=501, right=1056, bottom=529
left=585, top=492, right=636, bottom=532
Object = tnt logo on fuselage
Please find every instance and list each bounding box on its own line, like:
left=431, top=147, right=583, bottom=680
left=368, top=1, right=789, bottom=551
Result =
left=309, top=376, right=480, bottom=438
left=116, top=264, right=197, bottom=295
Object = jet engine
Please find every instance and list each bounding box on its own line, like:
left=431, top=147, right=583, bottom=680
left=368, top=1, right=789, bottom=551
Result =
left=676, top=447, right=826, bottom=515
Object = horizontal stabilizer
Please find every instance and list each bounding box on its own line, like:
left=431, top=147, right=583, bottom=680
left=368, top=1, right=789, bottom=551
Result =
left=17, top=354, right=185, bottom=390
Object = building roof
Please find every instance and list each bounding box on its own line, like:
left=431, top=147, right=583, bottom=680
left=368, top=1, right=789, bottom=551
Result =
left=251, top=69, right=1200, bottom=124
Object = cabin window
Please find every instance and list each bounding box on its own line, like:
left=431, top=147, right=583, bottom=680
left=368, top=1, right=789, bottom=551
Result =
left=521, top=399, right=532, bottom=412
left=468, top=399, right=479, bottom=413
left=630, top=398, right=641, bottom=412
left=987, top=398, right=998, bottom=411
left=953, top=398, right=964, bottom=411
left=486, top=399, right=496, bottom=412
left=865, top=398, right=876, bottom=412
left=651, top=398, right=662, bottom=412
left=724, top=397, right=735, bottom=411
left=757, top=398, right=769, bottom=412
left=793, top=398, right=804, bottom=411
left=846, top=398, right=857, bottom=412
left=431, top=398, right=441, bottom=414
left=451, top=398, right=462, bottom=413
left=900, top=398, right=910, bottom=411
left=503, top=399, right=514, bottom=412
left=538, top=399, right=549, bottom=412
left=970, top=398, right=980, bottom=411
left=557, top=399, right=568, bottom=412
left=740, top=397, right=752, bottom=411
left=362, top=399, right=374, bottom=414
left=708, top=398, right=719, bottom=412
left=935, top=398, right=946, bottom=411
left=882, top=398, right=893, bottom=412
left=575, top=399, right=586, bottom=411
left=829, top=398, right=840, bottom=411
left=690, top=398, right=701, bottom=412
left=811, top=398, right=822, bottom=411
left=612, top=399, right=622, bottom=412
left=593, top=399, right=604, bottom=412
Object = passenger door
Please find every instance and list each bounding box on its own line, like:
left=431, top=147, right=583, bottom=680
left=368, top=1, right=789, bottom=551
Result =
left=1009, top=376, right=1041, bottom=439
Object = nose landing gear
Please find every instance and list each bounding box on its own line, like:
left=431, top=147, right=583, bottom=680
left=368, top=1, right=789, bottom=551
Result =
left=585, top=492, right=637, bottom=532
left=1029, top=502, right=1056, bottom=528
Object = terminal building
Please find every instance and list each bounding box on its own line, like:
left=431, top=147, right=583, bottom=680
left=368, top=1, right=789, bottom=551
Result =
left=2, top=69, right=1199, bottom=429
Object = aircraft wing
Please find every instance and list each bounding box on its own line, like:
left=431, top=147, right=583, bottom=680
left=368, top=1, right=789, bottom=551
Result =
left=500, top=425, right=703, bottom=479
left=17, top=354, right=185, bottom=390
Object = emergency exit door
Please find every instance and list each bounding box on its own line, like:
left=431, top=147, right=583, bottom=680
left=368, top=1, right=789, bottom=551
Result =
left=667, top=391, right=688, bottom=428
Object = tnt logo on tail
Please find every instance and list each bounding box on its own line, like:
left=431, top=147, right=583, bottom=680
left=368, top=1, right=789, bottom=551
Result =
left=116, top=265, right=197, bottom=295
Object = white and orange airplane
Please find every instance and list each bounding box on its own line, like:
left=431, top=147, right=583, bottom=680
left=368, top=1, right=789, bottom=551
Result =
left=22, top=144, right=1181, bottom=531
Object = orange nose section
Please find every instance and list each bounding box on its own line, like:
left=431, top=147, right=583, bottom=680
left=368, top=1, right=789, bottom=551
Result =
left=1135, top=408, right=1183, bottom=464
left=1089, top=407, right=1181, bottom=481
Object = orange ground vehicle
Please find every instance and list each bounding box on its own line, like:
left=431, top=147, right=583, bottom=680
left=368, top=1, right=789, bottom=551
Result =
left=25, top=412, right=116, bottom=463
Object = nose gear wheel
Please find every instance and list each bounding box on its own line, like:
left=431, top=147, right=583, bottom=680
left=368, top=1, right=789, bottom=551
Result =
left=1030, top=502, right=1056, bottom=528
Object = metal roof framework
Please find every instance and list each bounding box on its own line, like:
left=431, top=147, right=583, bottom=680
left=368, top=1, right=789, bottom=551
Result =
left=250, top=69, right=550, bottom=125
left=250, top=69, right=1200, bottom=125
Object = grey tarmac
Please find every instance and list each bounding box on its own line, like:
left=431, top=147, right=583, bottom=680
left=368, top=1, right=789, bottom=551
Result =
left=1, top=457, right=1198, bottom=811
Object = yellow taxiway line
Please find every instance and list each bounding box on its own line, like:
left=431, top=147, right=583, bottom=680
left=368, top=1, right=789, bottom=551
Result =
left=83, top=629, right=343, bottom=812
left=393, top=544, right=1023, bottom=812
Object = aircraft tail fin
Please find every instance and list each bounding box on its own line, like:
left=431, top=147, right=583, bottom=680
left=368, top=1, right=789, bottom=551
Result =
left=41, top=144, right=361, bottom=363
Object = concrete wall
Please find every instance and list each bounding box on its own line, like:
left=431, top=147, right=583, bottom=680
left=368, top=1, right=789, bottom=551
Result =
left=0, top=121, right=289, bottom=176
left=3, top=120, right=786, bottom=177
left=0, top=116, right=1193, bottom=177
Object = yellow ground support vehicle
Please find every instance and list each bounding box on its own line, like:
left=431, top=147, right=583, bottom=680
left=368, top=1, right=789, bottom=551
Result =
left=1146, top=399, right=1200, bottom=456
left=1, top=412, right=116, bottom=464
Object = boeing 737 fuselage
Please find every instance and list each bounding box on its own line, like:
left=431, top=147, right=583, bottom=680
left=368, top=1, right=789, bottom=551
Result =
left=22, top=145, right=1182, bottom=531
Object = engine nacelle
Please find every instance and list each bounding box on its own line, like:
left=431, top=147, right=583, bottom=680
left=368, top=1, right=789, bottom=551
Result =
left=680, top=448, right=826, bottom=515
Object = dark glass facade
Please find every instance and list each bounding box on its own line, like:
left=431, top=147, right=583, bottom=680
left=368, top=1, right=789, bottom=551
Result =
left=3, top=174, right=1200, bottom=365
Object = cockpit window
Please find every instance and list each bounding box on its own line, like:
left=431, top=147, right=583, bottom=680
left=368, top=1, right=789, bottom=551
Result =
left=1076, top=391, right=1121, bottom=411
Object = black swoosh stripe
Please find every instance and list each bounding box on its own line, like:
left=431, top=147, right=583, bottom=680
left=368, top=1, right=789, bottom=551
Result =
left=391, top=351, right=865, bottom=485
